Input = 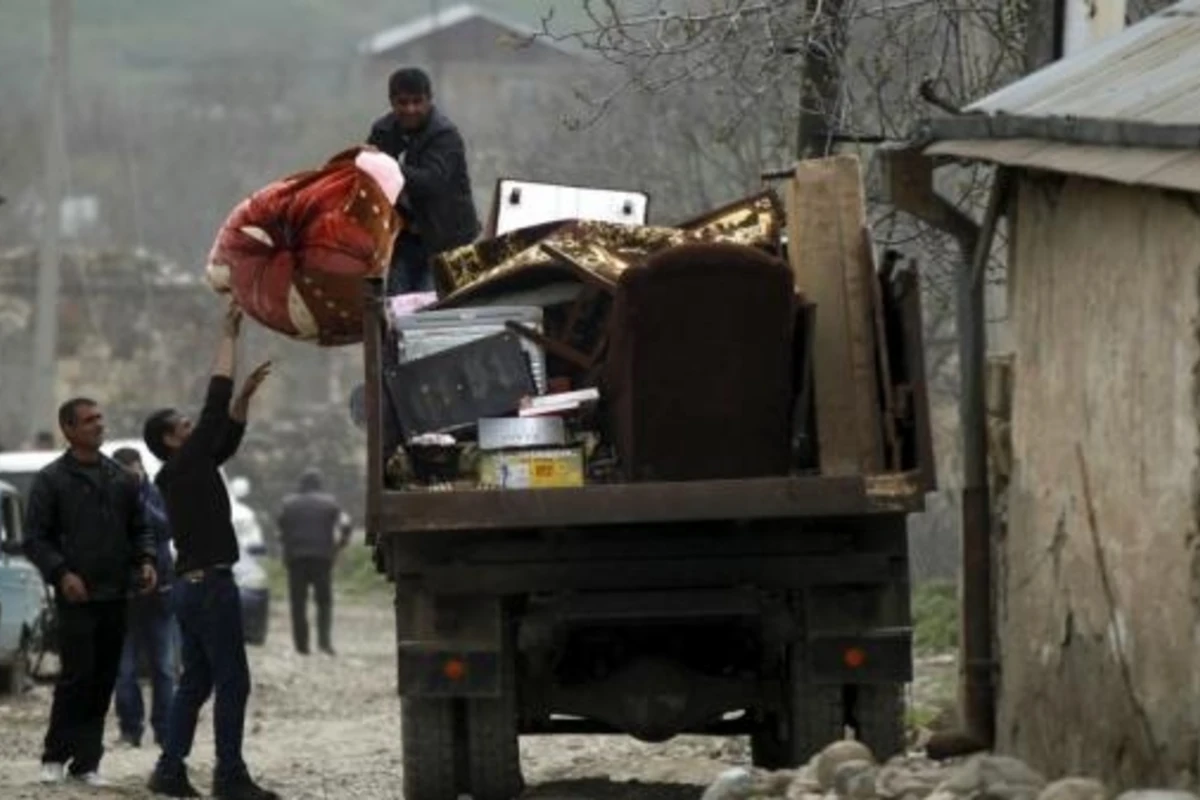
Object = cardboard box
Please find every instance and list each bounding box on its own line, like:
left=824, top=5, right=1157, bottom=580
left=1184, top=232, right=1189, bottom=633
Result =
left=479, top=448, right=584, bottom=489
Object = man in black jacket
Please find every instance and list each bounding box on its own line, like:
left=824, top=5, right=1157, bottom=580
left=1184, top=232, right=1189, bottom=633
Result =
left=23, top=398, right=157, bottom=787
left=143, top=304, right=275, bottom=800
left=367, top=66, right=480, bottom=294
left=278, top=468, right=351, bottom=656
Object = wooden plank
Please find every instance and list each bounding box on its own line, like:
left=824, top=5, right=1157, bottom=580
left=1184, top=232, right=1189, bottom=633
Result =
left=867, top=231, right=900, bottom=469
left=897, top=267, right=937, bottom=492
left=786, top=155, right=884, bottom=475
left=362, top=279, right=386, bottom=545
left=380, top=474, right=923, bottom=534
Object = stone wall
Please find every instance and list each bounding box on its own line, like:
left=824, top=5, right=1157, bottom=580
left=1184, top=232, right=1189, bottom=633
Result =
left=999, top=174, right=1200, bottom=787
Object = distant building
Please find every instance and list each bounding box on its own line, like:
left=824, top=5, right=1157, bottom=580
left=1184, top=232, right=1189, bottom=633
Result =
left=358, top=3, right=587, bottom=117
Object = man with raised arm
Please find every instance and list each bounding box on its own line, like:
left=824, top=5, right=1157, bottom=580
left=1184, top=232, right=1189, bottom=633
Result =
left=142, top=304, right=275, bottom=800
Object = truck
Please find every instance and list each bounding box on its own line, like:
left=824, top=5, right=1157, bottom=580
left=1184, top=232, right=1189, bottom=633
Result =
left=362, top=165, right=935, bottom=800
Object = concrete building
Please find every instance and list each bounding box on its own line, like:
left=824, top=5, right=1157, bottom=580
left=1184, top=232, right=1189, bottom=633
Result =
left=918, top=0, right=1200, bottom=787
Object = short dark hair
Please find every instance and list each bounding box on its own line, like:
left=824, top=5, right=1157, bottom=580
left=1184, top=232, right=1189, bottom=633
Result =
left=112, top=447, right=142, bottom=468
left=143, top=408, right=178, bottom=461
left=58, top=398, right=97, bottom=428
left=388, top=67, right=432, bottom=99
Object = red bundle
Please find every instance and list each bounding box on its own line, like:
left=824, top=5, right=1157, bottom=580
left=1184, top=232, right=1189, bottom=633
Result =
left=206, top=147, right=403, bottom=346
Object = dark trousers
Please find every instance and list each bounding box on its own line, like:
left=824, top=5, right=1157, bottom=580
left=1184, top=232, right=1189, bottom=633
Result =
left=43, top=599, right=126, bottom=774
left=386, top=233, right=434, bottom=295
left=115, top=591, right=177, bottom=745
left=156, top=571, right=250, bottom=783
left=287, top=557, right=333, bottom=653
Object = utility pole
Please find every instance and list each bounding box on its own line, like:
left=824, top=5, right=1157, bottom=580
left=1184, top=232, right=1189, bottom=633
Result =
left=795, top=0, right=847, bottom=159
left=30, top=0, right=70, bottom=439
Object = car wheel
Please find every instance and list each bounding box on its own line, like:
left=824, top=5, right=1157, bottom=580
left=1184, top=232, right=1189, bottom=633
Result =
left=0, top=639, right=31, bottom=695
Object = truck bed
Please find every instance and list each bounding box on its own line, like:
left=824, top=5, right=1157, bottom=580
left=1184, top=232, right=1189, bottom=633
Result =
left=376, top=471, right=925, bottom=534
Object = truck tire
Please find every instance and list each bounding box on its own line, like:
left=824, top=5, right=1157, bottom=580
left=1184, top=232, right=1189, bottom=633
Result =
left=464, top=638, right=523, bottom=800
left=852, top=683, right=906, bottom=760
left=401, top=698, right=463, bottom=800
left=465, top=696, right=522, bottom=800
left=751, top=644, right=845, bottom=768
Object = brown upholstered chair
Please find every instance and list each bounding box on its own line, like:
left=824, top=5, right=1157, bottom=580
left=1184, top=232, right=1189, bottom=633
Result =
left=602, top=242, right=796, bottom=481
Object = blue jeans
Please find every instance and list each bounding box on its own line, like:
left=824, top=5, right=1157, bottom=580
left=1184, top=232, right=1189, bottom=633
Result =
left=387, top=233, right=434, bottom=294
left=156, top=570, right=250, bottom=782
left=115, top=592, right=176, bottom=745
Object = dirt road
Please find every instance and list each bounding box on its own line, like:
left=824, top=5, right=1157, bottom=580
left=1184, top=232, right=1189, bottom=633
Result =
left=0, top=596, right=748, bottom=799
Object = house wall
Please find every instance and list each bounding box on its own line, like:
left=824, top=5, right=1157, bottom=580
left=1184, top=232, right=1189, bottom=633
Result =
left=999, top=172, right=1200, bottom=787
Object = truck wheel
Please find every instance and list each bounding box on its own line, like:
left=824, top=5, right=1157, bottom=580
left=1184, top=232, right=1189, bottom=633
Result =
left=401, top=698, right=463, bottom=800
left=751, top=644, right=845, bottom=768
left=852, top=683, right=906, bottom=760
left=464, top=646, right=523, bottom=800
left=465, top=696, right=522, bottom=800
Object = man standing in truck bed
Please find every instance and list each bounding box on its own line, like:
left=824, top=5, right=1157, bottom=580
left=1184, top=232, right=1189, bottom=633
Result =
left=367, top=66, right=480, bottom=294
left=142, top=305, right=274, bottom=800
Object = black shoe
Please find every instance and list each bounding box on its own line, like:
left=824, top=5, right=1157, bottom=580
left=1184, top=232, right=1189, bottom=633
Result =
left=148, top=768, right=201, bottom=798
left=212, top=772, right=280, bottom=800
left=118, top=731, right=142, bottom=748
left=295, top=646, right=309, bottom=656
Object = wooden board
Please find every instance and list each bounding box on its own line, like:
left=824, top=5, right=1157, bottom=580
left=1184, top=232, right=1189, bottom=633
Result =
left=786, top=155, right=884, bottom=475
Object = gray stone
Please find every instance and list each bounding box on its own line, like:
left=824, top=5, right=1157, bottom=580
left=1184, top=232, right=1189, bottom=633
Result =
left=834, top=760, right=880, bottom=800
left=876, top=757, right=944, bottom=799
left=817, top=741, right=878, bottom=791
left=703, top=767, right=797, bottom=800
left=935, top=755, right=1046, bottom=800
left=703, top=768, right=758, bottom=800
left=1114, top=793, right=1200, bottom=800
left=1038, top=778, right=1108, bottom=800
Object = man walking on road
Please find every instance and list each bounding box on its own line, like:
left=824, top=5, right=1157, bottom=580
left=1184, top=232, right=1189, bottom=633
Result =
left=112, top=447, right=177, bottom=749
left=278, top=468, right=351, bottom=656
left=143, top=304, right=276, bottom=800
left=23, top=398, right=158, bottom=787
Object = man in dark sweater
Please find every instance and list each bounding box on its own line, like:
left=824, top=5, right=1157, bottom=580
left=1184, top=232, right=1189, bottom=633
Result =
left=277, top=468, right=352, bottom=655
left=367, top=66, right=480, bottom=294
left=112, top=446, right=176, bottom=750
left=23, top=398, right=157, bottom=787
left=142, top=304, right=274, bottom=800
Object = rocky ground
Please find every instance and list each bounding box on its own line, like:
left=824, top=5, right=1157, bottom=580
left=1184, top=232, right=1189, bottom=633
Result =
left=0, top=596, right=1173, bottom=800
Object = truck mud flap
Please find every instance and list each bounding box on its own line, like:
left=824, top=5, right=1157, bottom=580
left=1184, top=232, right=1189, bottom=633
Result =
left=804, top=628, right=913, bottom=684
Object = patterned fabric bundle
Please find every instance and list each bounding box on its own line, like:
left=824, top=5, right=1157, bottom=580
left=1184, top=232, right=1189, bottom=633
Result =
left=206, top=147, right=403, bottom=346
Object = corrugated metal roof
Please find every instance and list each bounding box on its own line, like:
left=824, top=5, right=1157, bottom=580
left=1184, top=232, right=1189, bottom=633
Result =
left=927, top=138, right=1200, bottom=193
left=965, top=0, right=1200, bottom=124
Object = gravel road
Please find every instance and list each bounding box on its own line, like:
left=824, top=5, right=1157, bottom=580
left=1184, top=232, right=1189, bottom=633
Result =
left=0, top=596, right=753, bottom=799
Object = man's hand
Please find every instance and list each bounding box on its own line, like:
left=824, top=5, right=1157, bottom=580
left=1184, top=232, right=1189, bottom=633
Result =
left=138, top=563, right=158, bottom=595
left=232, top=360, right=272, bottom=422
left=223, top=302, right=244, bottom=339
left=59, top=572, right=88, bottom=604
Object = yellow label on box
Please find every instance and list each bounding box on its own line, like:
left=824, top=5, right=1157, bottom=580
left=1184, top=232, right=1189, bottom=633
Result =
left=479, top=448, right=584, bottom=489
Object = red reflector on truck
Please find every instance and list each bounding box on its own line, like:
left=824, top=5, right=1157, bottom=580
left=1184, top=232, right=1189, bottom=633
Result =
left=443, top=658, right=467, bottom=681
left=844, top=647, right=867, bottom=669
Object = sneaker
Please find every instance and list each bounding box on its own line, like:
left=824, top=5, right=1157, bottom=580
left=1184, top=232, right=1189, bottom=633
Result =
left=148, top=768, right=201, bottom=798
left=212, top=772, right=280, bottom=800
left=39, top=762, right=66, bottom=784
left=69, top=771, right=112, bottom=788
